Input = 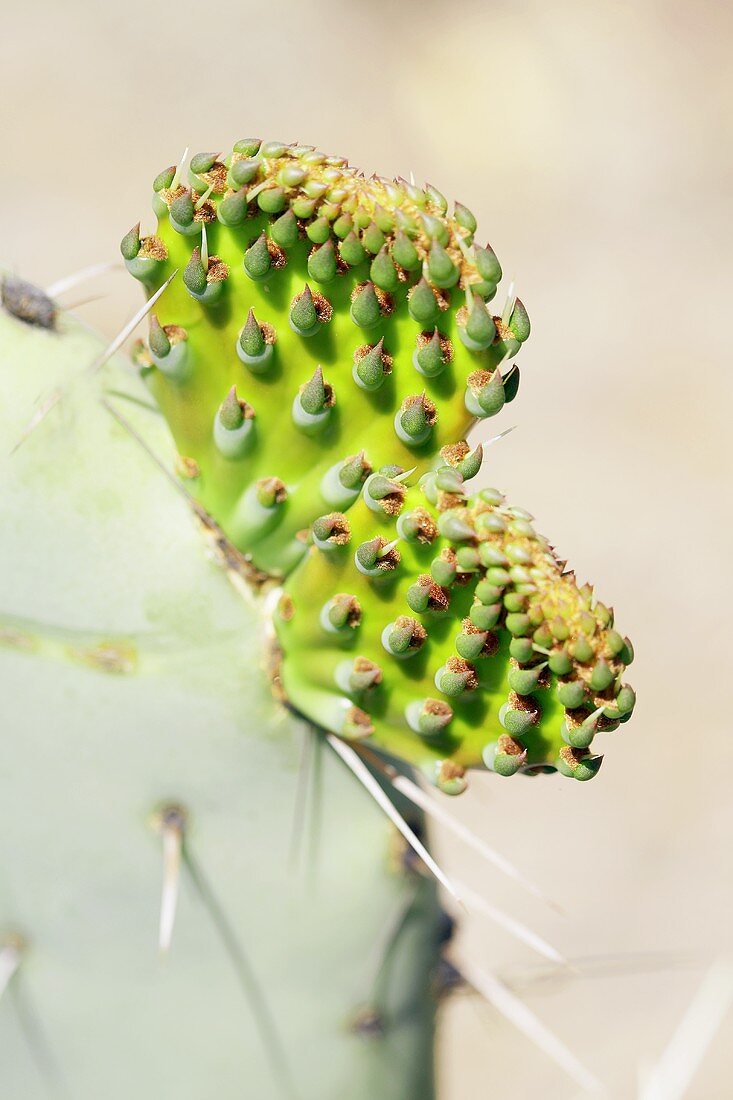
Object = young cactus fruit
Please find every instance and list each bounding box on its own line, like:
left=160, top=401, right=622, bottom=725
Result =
left=125, top=140, right=529, bottom=574
left=275, top=445, right=635, bottom=790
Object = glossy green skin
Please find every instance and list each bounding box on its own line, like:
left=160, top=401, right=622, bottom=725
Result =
left=277, top=486, right=566, bottom=777
left=0, top=296, right=442, bottom=1100
left=146, top=214, right=510, bottom=576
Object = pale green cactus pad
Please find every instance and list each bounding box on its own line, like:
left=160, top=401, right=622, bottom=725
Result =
left=0, top=278, right=443, bottom=1100
left=125, top=140, right=528, bottom=575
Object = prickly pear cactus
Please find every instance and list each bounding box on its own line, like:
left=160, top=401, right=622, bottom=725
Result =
left=1, top=134, right=636, bottom=1100
left=0, top=278, right=443, bottom=1100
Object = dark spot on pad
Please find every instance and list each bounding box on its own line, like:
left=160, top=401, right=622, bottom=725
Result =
left=2, top=276, right=56, bottom=330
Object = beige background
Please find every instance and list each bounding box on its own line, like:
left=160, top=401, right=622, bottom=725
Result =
left=3, top=0, right=732, bottom=1095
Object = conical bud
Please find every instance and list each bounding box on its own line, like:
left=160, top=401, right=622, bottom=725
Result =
left=270, top=209, right=299, bottom=248
left=435, top=657, right=477, bottom=696
left=218, top=189, right=248, bottom=227
left=362, top=223, right=385, bottom=255
left=152, top=166, right=175, bottom=193
left=408, top=278, right=439, bottom=325
left=499, top=694, right=541, bottom=737
left=406, top=575, right=449, bottom=614
left=395, top=394, right=436, bottom=445
left=437, top=509, right=475, bottom=542
left=589, top=658, right=614, bottom=692
left=396, top=508, right=438, bottom=544
left=508, top=637, right=534, bottom=663
left=350, top=282, right=383, bottom=328
left=563, top=707, right=603, bottom=750
left=405, top=699, right=453, bottom=738
left=465, top=368, right=505, bottom=418
left=431, top=550, right=457, bottom=588
left=149, top=315, right=171, bottom=358
left=557, top=680, right=586, bottom=709
left=474, top=243, right=502, bottom=295
left=370, top=246, right=399, bottom=292
left=382, top=616, right=426, bottom=657
left=308, top=240, right=338, bottom=283
left=339, top=231, right=366, bottom=267
left=469, top=601, right=501, bottom=631
left=244, top=233, right=272, bottom=280
left=170, top=190, right=195, bottom=230
left=183, top=247, right=208, bottom=296
left=322, top=594, right=362, bottom=632
left=435, top=760, right=468, bottom=796
left=257, top=185, right=286, bottom=214
left=239, top=308, right=266, bottom=358
left=459, top=293, right=496, bottom=350
left=120, top=223, right=141, bottom=261
left=339, top=452, right=371, bottom=491
left=508, top=298, right=531, bottom=342
left=297, top=365, right=333, bottom=415
left=214, top=385, right=255, bottom=458
left=230, top=157, right=262, bottom=186
left=306, top=215, right=330, bottom=243
left=392, top=232, right=420, bottom=271
left=427, top=241, right=459, bottom=288
left=255, top=477, right=287, bottom=509
left=353, top=340, right=390, bottom=391
left=312, top=512, right=350, bottom=548
left=218, top=385, right=248, bottom=430
left=336, top=657, right=383, bottom=694
left=557, top=746, right=603, bottom=782
left=507, top=662, right=546, bottom=695
left=364, top=473, right=406, bottom=515
left=455, top=622, right=491, bottom=661
left=454, top=201, right=477, bottom=233
left=233, top=138, right=262, bottom=155
left=290, top=284, right=319, bottom=336
left=483, top=735, right=526, bottom=777
left=415, top=329, right=449, bottom=377
left=354, top=537, right=400, bottom=576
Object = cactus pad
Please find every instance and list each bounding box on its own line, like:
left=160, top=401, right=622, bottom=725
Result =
left=125, top=140, right=529, bottom=575
left=275, top=448, right=635, bottom=788
left=0, top=276, right=442, bottom=1099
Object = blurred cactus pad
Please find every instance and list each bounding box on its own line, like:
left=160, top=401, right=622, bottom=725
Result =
left=0, top=276, right=442, bottom=1100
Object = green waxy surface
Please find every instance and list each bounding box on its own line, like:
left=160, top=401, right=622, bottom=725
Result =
left=0, top=291, right=441, bottom=1100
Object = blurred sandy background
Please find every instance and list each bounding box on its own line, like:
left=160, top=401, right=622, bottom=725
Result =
left=3, top=0, right=732, bottom=1095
